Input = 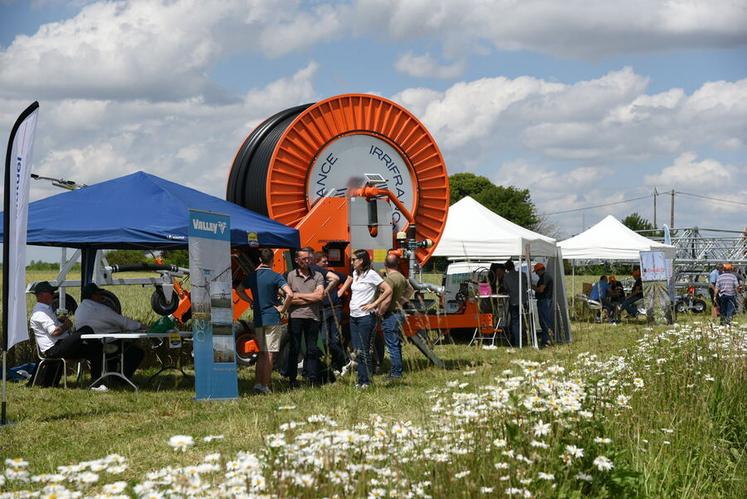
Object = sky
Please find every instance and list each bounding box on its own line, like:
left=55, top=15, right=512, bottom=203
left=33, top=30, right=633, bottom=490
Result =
left=1, top=0, right=746, bottom=262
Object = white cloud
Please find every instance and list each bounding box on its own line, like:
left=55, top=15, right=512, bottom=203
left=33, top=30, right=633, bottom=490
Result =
left=644, top=152, right=736, bottom=189
left=394, top=52, right=465, bottom=79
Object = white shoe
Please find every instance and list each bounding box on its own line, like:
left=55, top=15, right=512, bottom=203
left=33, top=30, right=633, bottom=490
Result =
left=91, top=385, right=109, bottom=392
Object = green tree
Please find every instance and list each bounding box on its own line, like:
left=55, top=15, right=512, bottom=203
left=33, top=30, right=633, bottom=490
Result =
left=161, top=249, right=189, bottom=268
left=622, top=212, right=655, bottom=233
left=449, top=173, right=539, bottom=229
left=104, top=249, right=147, bottom=265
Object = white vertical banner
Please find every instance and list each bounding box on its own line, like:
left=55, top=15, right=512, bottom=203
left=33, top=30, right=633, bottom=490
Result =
left=3, top=102, right=39, bottom=351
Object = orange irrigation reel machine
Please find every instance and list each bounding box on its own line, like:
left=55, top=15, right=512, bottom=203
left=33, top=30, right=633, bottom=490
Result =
left=191, top=94, right=494, bottom=365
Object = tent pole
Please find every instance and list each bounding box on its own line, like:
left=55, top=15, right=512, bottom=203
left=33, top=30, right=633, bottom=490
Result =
left=1, top=351, right=6, bottom=425
left=519, top=253, right=523, bottom=349
left=572, top=261, right=575, bottom=315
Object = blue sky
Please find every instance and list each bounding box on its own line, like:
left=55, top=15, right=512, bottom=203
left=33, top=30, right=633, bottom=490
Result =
left=1, top=0, right=746, bottom=262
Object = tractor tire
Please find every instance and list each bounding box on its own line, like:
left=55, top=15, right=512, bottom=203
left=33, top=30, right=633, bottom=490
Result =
left=96, top=289, right=122, bottom=314
left=52, top=293, right=78, bottom=315
left=151, top=285, right=179, bottom=316
left=675, top=301, right=686, bottom=313
left=692, top=299, right=706, bottom=313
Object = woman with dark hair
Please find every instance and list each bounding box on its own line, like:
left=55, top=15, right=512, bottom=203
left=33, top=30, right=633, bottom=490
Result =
left=338, top=249, right=389, bottom=388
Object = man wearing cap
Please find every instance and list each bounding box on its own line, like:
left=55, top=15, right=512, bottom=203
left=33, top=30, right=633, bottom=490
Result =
left=533, top=263, right=553, bottom=348
left=74, top=283, right=145, bottom=381
left=715, top=263, right=740, bottom=325
left=29, top=281, right=104, bottom=386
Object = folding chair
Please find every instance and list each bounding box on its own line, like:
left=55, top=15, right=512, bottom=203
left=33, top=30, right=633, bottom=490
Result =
left=469, top=313, right=498, bottom=347
left=31, top=340, right=85, bottom=388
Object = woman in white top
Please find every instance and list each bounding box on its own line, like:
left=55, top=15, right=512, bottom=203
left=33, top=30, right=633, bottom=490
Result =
left=338, top=249, right=390, bottom=387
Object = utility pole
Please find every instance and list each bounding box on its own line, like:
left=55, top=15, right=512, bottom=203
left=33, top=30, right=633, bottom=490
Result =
left=670, top=189, right=675, bottom=229
left=653, top=187, right=657, bottom=228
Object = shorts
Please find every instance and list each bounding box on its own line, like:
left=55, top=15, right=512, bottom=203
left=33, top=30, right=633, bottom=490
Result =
left=256, top=324, right=285, bottom=353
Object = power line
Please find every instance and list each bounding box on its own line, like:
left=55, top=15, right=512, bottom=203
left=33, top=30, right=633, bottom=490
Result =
left=545, top=194, right=653, bottom=216
left=675, top=191, right=747, bottom=208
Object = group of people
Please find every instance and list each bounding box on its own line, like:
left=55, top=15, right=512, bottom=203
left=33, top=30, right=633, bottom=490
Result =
left=239, top=247, right=413, bottom=391
left=589, top=268, right=642, bottom=322
left=29, top=281, right=145, bottom=388
left=709, top=263, right=742, bottom=325
left=487, top=260, right=554, bottom=348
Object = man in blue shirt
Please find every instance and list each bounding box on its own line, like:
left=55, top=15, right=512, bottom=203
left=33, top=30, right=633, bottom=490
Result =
left=237, top=248, right=293, bottom=394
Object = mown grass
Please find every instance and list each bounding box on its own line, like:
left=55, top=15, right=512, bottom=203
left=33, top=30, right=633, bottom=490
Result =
left=1, top=272, right=745, bottom=497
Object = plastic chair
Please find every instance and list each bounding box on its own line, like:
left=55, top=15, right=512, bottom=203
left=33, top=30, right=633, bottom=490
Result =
left=31, top=340, right=85, bottom=388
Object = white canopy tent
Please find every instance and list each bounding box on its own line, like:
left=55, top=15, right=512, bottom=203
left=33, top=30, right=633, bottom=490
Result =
left=559, top=215, right=675, bottom=260
left=433, top=196, right=571, bottom=346
left=433, top=196, right=558, bottom=258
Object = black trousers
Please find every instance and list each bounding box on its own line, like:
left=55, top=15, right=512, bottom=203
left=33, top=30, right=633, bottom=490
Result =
left=42, top=327, right=103, bottom=385
left=287, top=317, right=322, bottom=383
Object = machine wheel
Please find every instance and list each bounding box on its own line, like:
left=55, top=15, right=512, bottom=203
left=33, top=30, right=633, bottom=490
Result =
left=151, top=285, right=179, bottom=316
left=52, top=293, right=78, bottom=314
left=675, top=301, right=686, bottom=313
left=692, top=299, right=706, bottom=313
left=95, top=289, right=122, bottom=314
left=235, top=333, right=259, bottom=367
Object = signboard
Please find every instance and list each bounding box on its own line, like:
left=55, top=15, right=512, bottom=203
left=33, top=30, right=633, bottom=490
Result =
left=188, top=209, right=238, bottom=400
left=640, top=251, right=668, bottom=282
left=640, top=250, right=674, bottom=324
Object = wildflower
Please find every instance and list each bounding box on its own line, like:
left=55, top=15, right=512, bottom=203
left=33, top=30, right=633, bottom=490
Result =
left=663, top=440, right=671, bottom=445
left=575, top=472, right=593, bottom=482
left=463, top=370, right=476, bottom=375
left=594, top=437, right=612, bottom=444
left=493, top=438, right=507, bottom=448
left=565, top=444, right=584, bottom=459
left=537, top=472, right=555, bottom=481
left=593, top=455, right=614, bottom=471
left=75, top=471, right=99, bottom=484
left=277, top=405, right=297, bottom=410
left=661, top=428, right=674, bottom=434
left=704, top=375, right=715, bottom=382
left=494, top=462, right=509, bottom=470
left=102, top=481, right=128, bottom=494
left=633, top=378, right=644, bottom=388
left=369, top=488, right=386, bottom=498
left=454, top=470, right=470, bottom=479
left=203, top=453, right=221, bottom=462
left=480, top=486, right=495, bottom=493
left=530, top=440, right=549, bottom=449
left=202, top=434, right=225, bottom=442
left=5, top=458, right=29, bottom=468
left=532, top=421, right=551, bottom=437
left=168, top=435, right=194, bottom=452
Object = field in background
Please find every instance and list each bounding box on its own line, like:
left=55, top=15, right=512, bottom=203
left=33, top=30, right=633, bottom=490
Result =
left=1, top=271, right=745, bottom=496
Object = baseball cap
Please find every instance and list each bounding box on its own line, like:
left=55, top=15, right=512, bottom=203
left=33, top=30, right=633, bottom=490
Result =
left=533, top=263, right=545, bottom=272
left=32, top=281, right=57, bottom=294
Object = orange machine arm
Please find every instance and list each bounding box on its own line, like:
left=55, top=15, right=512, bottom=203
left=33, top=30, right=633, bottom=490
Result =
left=349, top=187, right=415, bottom=225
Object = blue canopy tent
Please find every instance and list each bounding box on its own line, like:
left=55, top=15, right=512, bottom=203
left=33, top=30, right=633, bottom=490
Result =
left=0, top=171, right=299, bottom=284
left=1, top=171, right=299, bottom=249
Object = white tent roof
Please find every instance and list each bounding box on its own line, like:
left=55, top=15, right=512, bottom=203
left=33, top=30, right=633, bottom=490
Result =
left=559, top=215, right=675, bottom=260
left=433, top=196, right=558, bottom=258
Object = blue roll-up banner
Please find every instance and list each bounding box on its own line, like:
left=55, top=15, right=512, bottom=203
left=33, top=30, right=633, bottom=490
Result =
left=188, top=209, right=238, bottom=400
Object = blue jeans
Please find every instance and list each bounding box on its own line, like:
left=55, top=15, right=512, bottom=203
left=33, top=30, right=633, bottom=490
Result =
left=621, top=294, right=642, bottom=317
left=509, top=305, right=521, bottom=347
left=381, top=311, right=404, bottom=378
left=287, top=318, right=322, bottom=384
left=537, top=299, right=551, bottom=346
left=321, top=306, right=348, bottom=371
left=350, top=314, right=376, bottom=385
left=718, top=295, right=736, bottom=325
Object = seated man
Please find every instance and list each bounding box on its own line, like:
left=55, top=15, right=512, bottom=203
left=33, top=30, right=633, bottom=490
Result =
left=29, top=281, right=103, bottom=387
left=606, top=275, right=625, bottom=321
left=620, top=268, right=643, bottom=318
left=74, top=283, right=145, bottom=381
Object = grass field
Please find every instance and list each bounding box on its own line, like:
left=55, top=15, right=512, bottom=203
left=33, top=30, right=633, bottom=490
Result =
left=1, top=272, right=745, bottom=497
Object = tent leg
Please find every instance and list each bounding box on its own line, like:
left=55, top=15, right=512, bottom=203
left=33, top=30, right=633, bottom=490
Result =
left=519, top=254, right=522, bottom=349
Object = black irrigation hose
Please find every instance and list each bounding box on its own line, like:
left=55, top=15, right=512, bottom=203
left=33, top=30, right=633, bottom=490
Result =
left=226, top=103, right=313, bottom=214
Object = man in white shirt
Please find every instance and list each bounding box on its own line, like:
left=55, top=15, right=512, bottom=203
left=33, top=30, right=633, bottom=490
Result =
left=75, top=283, right=145, bottom=380
left=29, top=281, right=103, bottom=386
